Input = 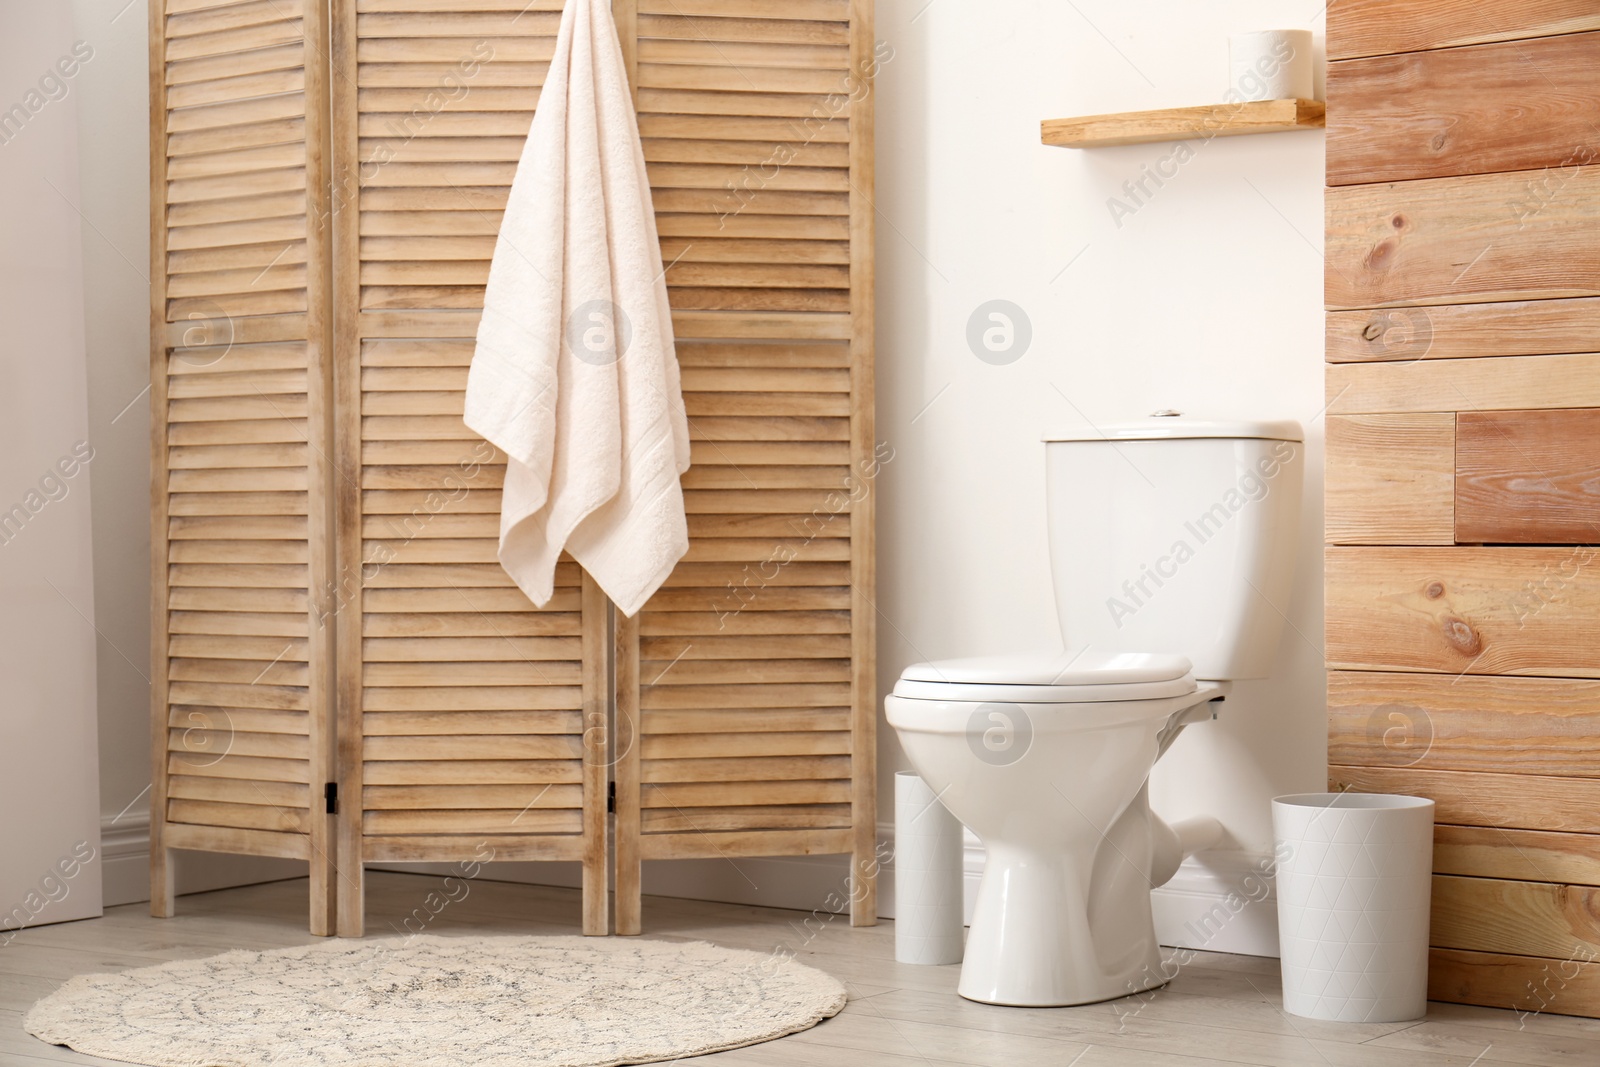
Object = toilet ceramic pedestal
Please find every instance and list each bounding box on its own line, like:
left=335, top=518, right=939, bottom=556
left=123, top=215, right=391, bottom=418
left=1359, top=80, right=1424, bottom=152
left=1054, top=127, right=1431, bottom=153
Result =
left=960, top=822, right=1161, bottom=1005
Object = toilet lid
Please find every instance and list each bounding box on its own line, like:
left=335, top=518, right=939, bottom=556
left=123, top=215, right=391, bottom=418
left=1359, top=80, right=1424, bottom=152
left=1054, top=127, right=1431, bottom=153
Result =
left=893, top=650, right=1197, bottom=704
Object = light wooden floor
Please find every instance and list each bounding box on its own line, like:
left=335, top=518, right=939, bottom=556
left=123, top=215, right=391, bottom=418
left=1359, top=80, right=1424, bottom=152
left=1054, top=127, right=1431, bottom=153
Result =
left=3, top=872, right=1597, bottom=1066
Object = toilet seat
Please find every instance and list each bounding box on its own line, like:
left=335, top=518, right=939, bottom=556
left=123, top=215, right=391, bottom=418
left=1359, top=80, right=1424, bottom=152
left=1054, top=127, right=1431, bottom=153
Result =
left=892, top=650, right=1197, bottom=704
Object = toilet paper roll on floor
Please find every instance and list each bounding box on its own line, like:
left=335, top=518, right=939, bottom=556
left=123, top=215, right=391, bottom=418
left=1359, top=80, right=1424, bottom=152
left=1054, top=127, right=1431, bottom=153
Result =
left=1229, top=29, right=1314, bottom=101
left=894, top=771, right=965, bottom=966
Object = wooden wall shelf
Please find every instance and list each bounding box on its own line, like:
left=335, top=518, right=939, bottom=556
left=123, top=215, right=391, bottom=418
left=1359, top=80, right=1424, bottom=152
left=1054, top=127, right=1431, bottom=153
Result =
left=1041, top=98, right=1325, bottom=148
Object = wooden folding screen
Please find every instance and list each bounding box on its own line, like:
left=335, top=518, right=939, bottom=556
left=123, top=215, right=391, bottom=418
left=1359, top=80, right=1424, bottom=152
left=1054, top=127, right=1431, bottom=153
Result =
left=1324, top=0, right=1600, bottom=1017
left=151, top=0, right=876, bottom=936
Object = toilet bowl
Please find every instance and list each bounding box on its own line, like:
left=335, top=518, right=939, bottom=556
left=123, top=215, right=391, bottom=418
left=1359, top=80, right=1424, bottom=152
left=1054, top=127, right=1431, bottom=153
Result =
left=888, top=417, right=1304, bottom=1007
left=886, top=651, right=1221, bottom=1006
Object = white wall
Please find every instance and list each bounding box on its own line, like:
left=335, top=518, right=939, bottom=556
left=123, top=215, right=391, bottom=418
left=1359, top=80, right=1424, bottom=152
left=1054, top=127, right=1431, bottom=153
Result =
left=68, top=0, right=167, bottom=906
left=872, top=0, right=1328, bottom=949
left=0, top=0, right=105, bottom=932
left=69, top=0, right=154, bottom=843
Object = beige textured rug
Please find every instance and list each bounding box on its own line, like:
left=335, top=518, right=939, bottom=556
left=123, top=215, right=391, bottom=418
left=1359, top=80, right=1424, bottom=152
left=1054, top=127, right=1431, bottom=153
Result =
left=25, top=934, right=848, bottom=1067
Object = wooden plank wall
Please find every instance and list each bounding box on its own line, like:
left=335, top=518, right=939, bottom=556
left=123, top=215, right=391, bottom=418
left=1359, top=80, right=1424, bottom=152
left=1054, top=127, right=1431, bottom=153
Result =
left=149, top=0, right=338, bottom=934
left=1326, top=0, right=1600, bottom=1017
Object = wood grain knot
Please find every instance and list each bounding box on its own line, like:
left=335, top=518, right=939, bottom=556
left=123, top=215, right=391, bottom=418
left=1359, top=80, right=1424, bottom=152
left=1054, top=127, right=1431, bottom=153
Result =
left=1391, top=214, right=1407, bottom=230
left=1361, top=320, right=1385, bottom=341
left=1425, top=581, right=1445, bottom=599
left=1365, top=238, right=1398, bottom=272
left=1430, top=133, right=1447, bottom=152
left=1439, top=614, right=1482, bottom=656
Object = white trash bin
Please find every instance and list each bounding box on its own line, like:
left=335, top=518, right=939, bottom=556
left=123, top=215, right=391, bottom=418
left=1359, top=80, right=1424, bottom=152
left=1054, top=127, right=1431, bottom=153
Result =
left=1272, top=793, right=1435, bottom=1023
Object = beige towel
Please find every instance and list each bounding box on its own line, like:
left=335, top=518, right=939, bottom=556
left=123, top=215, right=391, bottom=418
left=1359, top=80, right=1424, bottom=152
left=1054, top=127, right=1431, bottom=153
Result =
left=464, top=0, right=690, bottom=617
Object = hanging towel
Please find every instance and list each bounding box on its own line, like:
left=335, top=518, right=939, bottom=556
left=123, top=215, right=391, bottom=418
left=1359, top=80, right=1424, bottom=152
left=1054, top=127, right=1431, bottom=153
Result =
left=464, top=0, right=691, bottom=618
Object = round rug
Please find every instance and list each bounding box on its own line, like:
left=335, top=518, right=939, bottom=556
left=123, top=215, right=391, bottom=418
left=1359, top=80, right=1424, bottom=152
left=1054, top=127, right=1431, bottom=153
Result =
left=24, top=934, right=848, bottom=1067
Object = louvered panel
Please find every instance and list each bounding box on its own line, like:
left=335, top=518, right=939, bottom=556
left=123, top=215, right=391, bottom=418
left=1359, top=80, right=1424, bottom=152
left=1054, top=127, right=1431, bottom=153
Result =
left=338, top=0, right=600, bottom=935
left=150, top=0, right=335, bottom=931
left=613, top=0, right=876, bottom=931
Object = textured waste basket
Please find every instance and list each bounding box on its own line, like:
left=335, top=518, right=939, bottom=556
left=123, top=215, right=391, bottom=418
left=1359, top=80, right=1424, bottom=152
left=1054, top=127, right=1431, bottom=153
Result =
left=1272, top=792, right=1435, bottom=1023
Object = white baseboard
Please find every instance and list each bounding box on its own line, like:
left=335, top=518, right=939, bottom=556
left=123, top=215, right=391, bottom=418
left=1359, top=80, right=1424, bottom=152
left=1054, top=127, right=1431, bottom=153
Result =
left=373, top=820, right=926, bottom=922
left=372, top=819, right=900, bottom=920
left=1151, top=849, right=1280, bottom=957
left=372, top=852, right=873, bottom=921
left=103, top=815, right=1279, bottom=958
left=101, top=813, right=303, bottom=908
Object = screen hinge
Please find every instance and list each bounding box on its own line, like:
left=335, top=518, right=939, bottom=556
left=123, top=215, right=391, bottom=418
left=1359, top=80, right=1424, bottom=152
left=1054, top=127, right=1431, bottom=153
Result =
left=324, top=781, right=338, bottom=815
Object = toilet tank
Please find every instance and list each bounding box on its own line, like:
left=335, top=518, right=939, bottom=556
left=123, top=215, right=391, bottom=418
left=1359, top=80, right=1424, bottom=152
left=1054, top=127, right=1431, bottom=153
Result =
left=1044, top=418, right=1303, bottom=682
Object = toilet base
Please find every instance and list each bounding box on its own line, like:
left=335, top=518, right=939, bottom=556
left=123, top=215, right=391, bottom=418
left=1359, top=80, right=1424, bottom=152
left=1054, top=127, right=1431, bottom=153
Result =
left=955, top=798, right=1170, bottom=1007
left=955, top=891, right=1168, bottom=1007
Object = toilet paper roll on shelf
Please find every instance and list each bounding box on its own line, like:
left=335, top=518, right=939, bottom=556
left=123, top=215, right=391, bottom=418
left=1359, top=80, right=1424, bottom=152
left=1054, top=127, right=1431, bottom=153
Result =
left=894, top=771, right=965, bottom=966
left=1229, top=29, right=1314, bottom=101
